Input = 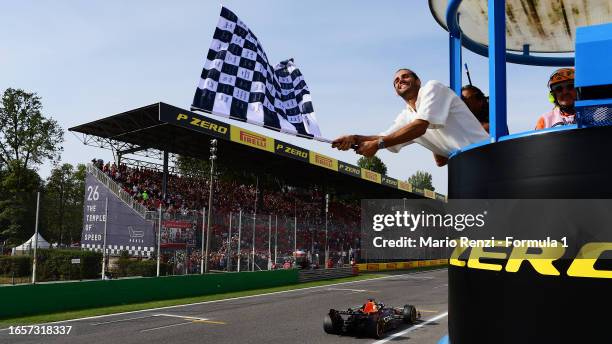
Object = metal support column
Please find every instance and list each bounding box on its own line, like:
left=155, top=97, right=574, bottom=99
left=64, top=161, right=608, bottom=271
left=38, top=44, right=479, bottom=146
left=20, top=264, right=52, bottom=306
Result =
left=274, top=215, right=278, bottom=265
left=489, top=0, right=509, bottom=140
left=449, top=14, right=462, bottom=95
left=156, top=205, right=162, bottom=277
left=227, top=212, right=232, bottom=272
left=237, top=209, right=242, bottom=272
left=162, top=150, right=169, bottom=200
left=252, top=177, right=258, bottom=272
left=268, top=215, right=272, bottom=270
left=101, top=197, right=108, bottom=280
left=200, top=207, right=206, bottom=274
left=32, top=192, right=41, bottom=284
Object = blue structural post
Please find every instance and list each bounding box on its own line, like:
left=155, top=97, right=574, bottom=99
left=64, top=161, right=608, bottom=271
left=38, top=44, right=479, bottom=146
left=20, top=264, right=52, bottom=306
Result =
left=488, top=0, right=509, bottom=140
left=449, top=15, right=462, bottom=95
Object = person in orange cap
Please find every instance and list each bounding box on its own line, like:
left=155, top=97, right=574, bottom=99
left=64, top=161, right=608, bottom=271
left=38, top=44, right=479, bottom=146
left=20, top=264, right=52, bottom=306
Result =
left=535, top=68, right=577, bottom=130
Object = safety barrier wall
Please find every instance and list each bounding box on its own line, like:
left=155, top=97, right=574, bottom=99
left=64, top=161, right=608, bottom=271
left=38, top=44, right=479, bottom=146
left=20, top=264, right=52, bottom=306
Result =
left=356, top=259, right=448, bottom=272
left=0, top=269, right=298, bottom=319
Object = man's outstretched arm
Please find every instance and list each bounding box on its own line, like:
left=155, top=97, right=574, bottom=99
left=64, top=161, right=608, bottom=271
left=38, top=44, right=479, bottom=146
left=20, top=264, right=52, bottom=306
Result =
left=355, top=119, right=430, bottom=157
left=332, top=135, right=381, bottom=151
left=379, top=119, right=429, bottom=147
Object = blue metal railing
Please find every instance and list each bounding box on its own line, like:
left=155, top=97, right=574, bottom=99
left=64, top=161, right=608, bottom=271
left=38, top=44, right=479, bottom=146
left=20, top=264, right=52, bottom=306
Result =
left=445, top=0, right=579, bottom=157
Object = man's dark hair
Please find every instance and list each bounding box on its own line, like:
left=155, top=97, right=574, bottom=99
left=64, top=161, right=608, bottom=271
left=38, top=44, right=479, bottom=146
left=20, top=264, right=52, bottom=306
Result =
left=461, top=85, right=489, bottom=123
left=461, top=85, right=485, bottom=99
left=395, top=68, right=419, bottom=81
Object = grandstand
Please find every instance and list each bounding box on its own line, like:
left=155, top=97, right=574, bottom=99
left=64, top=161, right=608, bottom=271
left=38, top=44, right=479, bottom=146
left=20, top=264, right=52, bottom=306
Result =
left=71, top=103, right=445, bottom=200
left=70, top=103, right=446, bottom=271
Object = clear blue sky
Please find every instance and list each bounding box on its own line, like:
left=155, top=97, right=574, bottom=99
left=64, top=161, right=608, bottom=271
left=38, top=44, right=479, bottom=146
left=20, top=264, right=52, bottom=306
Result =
left=0, top=1, right=569, bottom=194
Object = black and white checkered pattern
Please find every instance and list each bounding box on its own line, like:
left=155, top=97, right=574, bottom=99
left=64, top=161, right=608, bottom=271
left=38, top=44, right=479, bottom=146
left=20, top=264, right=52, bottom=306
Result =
left=82, top=243, right=155, bottom=257
left=192, top=6, right=322, bottom=139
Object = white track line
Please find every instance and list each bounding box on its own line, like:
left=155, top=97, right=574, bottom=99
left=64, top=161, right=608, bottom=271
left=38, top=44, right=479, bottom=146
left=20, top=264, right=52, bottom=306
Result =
left=139, top=321, right=193, bottom=333
left=0, top=268, right=446, bottom=331
left=153, top=314, right=208, bottom=321
left=326, top=288, right=368, bottom=292
left=372, top=312, right=449, bottom=344
left=91, top=314, right=154, bottom=326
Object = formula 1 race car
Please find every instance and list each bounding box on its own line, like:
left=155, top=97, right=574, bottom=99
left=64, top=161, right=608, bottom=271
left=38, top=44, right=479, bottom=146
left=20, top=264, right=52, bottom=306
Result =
left=323, top=299, right=421, bottom=339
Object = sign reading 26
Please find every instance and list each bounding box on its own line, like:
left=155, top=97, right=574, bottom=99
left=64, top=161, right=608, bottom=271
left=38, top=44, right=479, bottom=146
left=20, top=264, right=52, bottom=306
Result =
left=87, top=185, right=100, bottom=201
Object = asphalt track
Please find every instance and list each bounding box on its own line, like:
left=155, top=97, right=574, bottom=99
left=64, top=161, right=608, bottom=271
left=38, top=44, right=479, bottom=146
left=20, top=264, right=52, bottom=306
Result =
left=0, top=268, right=448, bottom=344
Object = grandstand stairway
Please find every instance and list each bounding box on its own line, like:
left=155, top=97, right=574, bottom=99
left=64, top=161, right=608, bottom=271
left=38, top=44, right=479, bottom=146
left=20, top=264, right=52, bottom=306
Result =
left=86, top=163, right=149, bottom=219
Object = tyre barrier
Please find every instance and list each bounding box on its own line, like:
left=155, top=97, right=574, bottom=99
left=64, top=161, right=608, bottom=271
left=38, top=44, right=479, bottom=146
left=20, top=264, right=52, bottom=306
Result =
left=298, top=266, right=357, bottom=283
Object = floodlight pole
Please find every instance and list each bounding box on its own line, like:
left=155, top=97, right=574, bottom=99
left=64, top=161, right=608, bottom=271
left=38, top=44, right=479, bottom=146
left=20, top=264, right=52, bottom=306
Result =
left=227, top=212, right=232, bottom=271
left=205, top=139, right=217, bottom=273
left=101, top=197, right=108, bottom=280
left=156, top=204, right=162, bottom=277
left=200, top=207, right=206, bottom=274
left=268, top=214, right=272, bottom=270
left=237, top=209, right=242, bottom=272
left=252, top=177, right=258, bottom=272
left=274, top=215, right=278, bottom=265
left=294, top=202, right=297, bottom=254
left=325, top=194, right=329, bottom=269
left=31, top=192, right=40, bottom=284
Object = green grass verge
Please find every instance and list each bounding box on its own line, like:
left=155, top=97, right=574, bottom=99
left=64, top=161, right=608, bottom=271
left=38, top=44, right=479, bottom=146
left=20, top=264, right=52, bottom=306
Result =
left=0, top=266, right=446, bottom=327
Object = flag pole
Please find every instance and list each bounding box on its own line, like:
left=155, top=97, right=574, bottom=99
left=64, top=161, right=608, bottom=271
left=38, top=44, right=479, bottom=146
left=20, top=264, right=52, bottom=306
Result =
left=101, top=197, right=108, bottom=280
left=32, top=192, right=40, bottom=284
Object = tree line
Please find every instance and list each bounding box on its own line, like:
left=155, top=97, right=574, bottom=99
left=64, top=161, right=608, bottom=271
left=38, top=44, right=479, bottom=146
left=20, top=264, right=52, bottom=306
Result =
left=0, top=88, right=84, bottom=250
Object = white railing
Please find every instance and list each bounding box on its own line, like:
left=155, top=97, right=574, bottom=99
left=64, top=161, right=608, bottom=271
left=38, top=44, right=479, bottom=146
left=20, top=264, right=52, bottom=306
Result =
left=86, top=163, right=147, bottom=218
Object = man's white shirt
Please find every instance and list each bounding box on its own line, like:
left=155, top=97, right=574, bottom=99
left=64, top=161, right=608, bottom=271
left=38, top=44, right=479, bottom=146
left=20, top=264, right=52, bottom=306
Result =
left=381, top=80, right=489, bottom=157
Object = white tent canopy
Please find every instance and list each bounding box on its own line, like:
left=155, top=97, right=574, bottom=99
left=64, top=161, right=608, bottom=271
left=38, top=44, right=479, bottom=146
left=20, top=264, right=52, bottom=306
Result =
left=11, top=233, right=50, bottom=255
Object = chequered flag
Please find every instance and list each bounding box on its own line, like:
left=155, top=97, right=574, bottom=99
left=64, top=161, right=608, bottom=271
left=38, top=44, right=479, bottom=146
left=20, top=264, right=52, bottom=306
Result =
left=192, top=6, right=322, bottom=139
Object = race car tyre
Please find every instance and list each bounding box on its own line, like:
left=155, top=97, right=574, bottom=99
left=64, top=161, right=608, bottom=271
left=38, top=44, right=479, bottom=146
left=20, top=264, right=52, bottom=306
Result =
left=323, top=315, right=337, bottom=334
left=368, top=319, right=385, bottom=339
left=403, top=305, right=417, bottom=324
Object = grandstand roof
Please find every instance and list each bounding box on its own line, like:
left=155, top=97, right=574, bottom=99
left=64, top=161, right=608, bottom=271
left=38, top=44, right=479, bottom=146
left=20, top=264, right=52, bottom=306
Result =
left=70, top=103, right=445, bottom=200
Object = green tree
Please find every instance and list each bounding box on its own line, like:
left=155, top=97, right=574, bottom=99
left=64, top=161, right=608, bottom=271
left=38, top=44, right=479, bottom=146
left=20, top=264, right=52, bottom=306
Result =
left=357, top=156, right=388, bottom=175
left=43, top=163, right=86, bottom=246
left=0, top=88, right=63, bottom=246
left=0, top=161, right=42, bottom=245
left=0, top=88, right=63, bottom=189
left=407, top=170, right=435, bottom=191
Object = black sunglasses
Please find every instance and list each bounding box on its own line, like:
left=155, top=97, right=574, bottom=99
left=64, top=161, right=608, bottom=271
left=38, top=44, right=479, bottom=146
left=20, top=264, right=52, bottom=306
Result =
left=551, top=82, right=574, bottom=93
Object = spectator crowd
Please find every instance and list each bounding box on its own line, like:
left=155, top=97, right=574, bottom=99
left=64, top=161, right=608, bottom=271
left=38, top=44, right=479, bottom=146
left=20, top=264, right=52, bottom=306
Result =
left=91, top=159, right=361, bottom=271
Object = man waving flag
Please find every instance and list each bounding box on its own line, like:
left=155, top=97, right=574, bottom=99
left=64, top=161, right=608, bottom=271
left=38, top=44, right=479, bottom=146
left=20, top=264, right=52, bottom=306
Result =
left=192, top=7, right=323, bottom=140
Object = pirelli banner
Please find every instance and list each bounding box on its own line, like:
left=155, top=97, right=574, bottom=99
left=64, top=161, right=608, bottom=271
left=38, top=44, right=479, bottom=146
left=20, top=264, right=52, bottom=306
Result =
left=159, top=103, right=440, bottom=200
